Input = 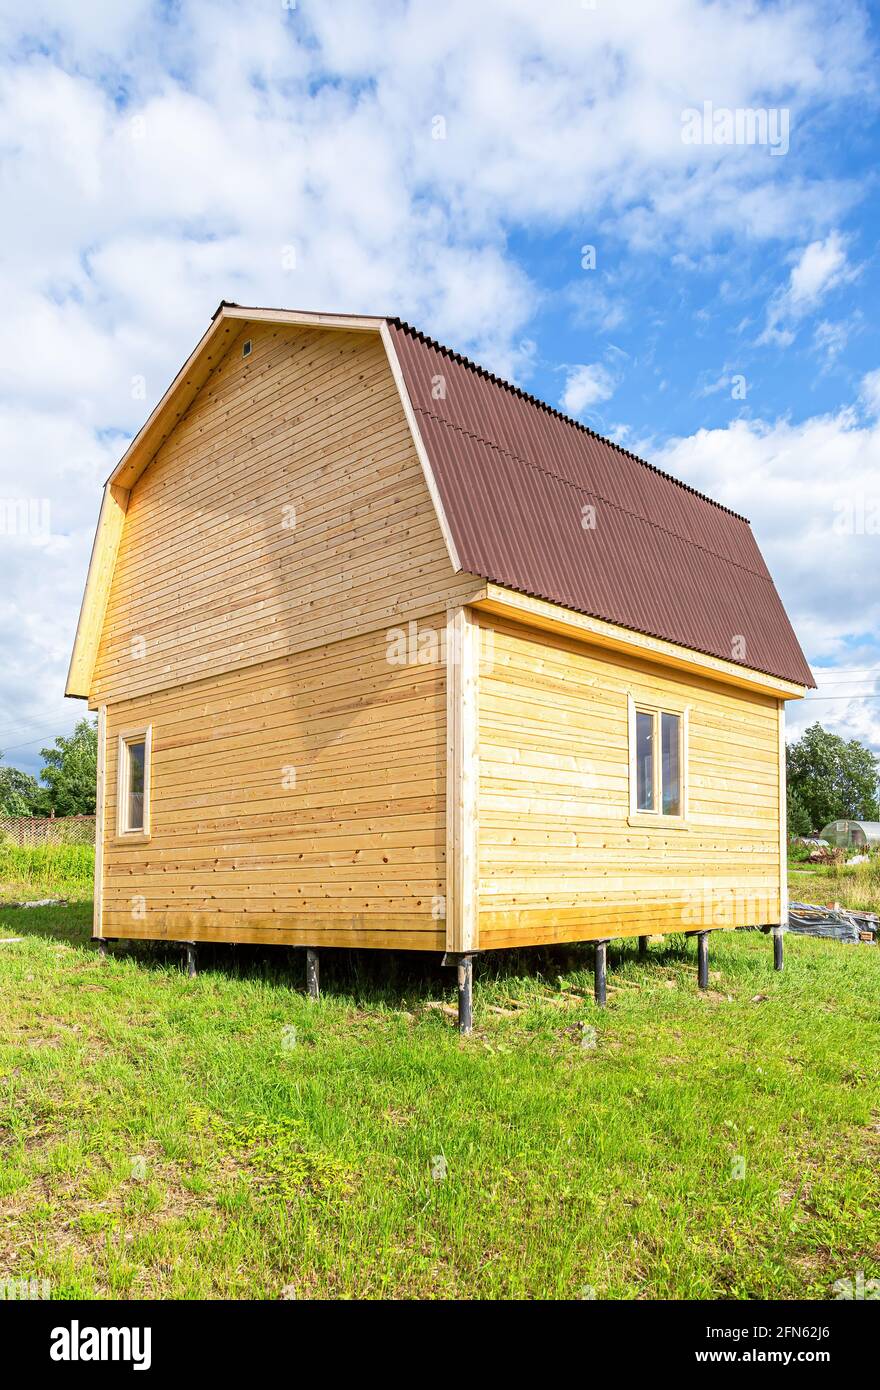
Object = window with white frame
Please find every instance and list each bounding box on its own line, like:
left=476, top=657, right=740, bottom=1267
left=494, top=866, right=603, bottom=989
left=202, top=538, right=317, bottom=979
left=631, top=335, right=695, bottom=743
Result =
left=117, top=727, right=152, bottom=836
left=628, top=698, right=687, bottom=819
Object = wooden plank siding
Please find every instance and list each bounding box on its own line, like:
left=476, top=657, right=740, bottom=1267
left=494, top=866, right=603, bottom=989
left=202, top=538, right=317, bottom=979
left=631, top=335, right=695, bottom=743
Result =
left=90, top=321, right=481, bottom=707
left=101, top=621, right=449, bottom=949
left=475, top=614, right=782, bottom=948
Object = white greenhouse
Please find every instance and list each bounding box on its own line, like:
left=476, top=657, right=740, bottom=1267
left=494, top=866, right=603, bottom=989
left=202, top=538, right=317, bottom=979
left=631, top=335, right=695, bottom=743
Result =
left=818, top=819, right=880, bottom=850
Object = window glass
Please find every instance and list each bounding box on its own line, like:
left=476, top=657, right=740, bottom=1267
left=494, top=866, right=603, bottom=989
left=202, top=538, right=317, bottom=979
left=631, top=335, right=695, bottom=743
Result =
left=636, top=710, right=655, bottom=811
left=126, top=740, right=145, bottom=831
left=661, top=712, right=681, bottom=816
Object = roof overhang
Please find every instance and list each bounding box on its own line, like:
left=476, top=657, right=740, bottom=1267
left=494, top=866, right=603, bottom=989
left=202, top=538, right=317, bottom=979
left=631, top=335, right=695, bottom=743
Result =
left=472, top=584, right=809, bottom=700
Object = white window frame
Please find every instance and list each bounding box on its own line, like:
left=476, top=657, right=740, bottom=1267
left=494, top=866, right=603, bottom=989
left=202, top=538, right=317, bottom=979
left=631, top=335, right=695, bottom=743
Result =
left=116, top=725, right=152, bottom=839
left=627, top=695, right=689, bottom=825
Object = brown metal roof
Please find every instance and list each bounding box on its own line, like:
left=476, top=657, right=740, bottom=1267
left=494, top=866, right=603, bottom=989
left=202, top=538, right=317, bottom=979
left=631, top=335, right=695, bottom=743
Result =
left=387, top=319, right=814, bottom=689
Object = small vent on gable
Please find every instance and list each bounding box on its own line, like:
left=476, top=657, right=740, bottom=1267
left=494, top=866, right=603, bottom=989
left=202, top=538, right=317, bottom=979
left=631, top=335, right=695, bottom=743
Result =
left=242, top=339, right=252, bottom=358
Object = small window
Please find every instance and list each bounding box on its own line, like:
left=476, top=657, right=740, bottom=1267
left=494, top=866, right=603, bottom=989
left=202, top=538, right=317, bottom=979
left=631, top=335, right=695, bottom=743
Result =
left=635, top=709, right=655, bottom=811
left=117, top=728, right=152, bottom=836
left=661, top=712, right=681, bottom=816
left=629, top=699, right=687, bottom=820
left=242, top=339, right=252, bottom=357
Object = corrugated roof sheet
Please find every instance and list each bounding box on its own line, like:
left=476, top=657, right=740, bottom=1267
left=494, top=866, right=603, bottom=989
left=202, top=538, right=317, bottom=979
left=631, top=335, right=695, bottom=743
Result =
left=387, top=319, right=814, bottom=688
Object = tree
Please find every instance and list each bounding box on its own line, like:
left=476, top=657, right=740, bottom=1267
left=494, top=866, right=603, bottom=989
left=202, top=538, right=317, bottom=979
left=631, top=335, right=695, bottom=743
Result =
left=786, top=722, right=880, bottom=832
left=0, top=756, right=42, bottom=816
left=786, top=786, right=812, bottom=838
left=38, top=718, right=98, bottom=816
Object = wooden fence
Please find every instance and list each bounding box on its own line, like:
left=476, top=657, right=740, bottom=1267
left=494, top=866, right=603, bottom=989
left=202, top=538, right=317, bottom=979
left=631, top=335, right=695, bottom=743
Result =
left=0, top=814, right=96, bottom=847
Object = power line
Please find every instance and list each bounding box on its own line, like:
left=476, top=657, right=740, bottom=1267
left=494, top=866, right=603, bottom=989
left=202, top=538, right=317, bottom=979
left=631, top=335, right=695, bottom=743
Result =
left=814, top=678, right=880, bottom=686
left=804, top=693, right=880, bottom=702
left=812, top=665, right=880, bottom=674
left=811, top=682, right=880, bottom=690
left=0, top=708, right=90, bottom=748
left=0, top=728, right=72, bottom=756
left=0, top=719, right=62, bottom=747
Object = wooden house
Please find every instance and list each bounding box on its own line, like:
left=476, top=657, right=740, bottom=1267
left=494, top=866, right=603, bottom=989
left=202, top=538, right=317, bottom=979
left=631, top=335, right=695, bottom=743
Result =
left=67, top=305, right=813, bottom=1029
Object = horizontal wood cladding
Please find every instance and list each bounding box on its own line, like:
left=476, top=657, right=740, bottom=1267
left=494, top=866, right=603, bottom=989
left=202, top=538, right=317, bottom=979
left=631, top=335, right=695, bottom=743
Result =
left=476, top=615, right=782, bottom=948
left=101, top=622, right=448, bottom=949
left=91, top=322, right=479, bottom=705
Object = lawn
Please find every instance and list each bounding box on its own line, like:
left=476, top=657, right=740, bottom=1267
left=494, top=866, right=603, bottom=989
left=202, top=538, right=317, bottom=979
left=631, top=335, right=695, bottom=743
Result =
left=0, top=866, right=877, bottom=1300
left=0, top=844, right=95, bottom=901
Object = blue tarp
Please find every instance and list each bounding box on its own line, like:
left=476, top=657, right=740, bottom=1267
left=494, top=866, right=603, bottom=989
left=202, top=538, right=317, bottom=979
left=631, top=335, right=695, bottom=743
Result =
left=788, top=902, right=878, bottom=944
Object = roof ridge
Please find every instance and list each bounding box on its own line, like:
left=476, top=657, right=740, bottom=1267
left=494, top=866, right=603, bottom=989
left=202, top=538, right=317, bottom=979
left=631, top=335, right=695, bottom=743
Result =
left=387, top=317, right=751, bottom=525
left=411, top=403, right=774, bottom=585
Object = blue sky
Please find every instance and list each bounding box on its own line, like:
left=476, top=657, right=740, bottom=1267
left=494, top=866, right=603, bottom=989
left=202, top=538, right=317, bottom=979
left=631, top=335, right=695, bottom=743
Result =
left=0, top=0, right=879, bottom=774
left=516, top=213, right=880, bottom=441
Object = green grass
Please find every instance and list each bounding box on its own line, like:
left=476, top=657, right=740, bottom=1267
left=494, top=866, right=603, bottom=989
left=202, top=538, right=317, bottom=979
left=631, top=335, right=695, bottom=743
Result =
left=0, top=894, right=877, bottom=1300
left=0, top=844, right=95, bottom=900
left=789, top=855, right=880, bottom=914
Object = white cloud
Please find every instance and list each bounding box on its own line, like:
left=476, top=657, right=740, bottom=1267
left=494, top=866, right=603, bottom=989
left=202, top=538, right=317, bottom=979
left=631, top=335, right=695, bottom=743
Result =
left=0, top=406, right=120, bottom=770
left=759, top=231, right=860, bottom=346
left=788, top=667, right=880, bottom=751
left=812, top=317, right=855, bottom=366
left=655, top=404, right=880, bottom=752
left=561, top=364, right=617, bottom=416
left=860, top=368, right=880, bottom=419
left=790, top=233, right=852, bottom=305
left=565, top=277, right=628, bottom=334
left=695, top=366, right=744, bottom=399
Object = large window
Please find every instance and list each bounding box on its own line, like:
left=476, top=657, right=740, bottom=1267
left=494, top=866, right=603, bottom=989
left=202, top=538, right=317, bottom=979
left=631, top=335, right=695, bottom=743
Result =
left=117, top=727, right=152, bottom=836
left=629, top=699, right=687, bottom=820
